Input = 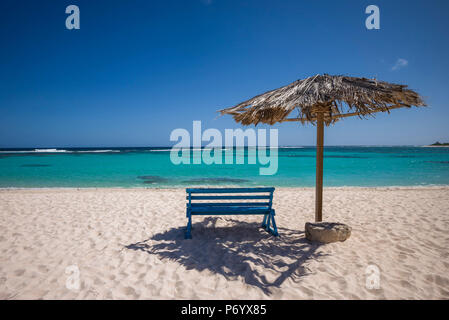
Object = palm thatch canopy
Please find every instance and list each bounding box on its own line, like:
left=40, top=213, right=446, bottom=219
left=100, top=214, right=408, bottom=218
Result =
left=220, top=74, right=425, bottom=125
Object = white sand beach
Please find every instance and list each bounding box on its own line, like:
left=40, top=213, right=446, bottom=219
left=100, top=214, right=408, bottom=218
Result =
left=0, top=187, right=448, bottom=300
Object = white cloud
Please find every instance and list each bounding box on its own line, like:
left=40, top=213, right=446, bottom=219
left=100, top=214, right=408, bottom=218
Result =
left=392, top=58, right=408, bottom=71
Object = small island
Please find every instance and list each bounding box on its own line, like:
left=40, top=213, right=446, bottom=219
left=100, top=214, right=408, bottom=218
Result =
left=424, top=141, right=449, bottom=147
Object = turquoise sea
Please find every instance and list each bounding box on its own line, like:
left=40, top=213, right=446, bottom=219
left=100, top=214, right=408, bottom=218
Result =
left=0, top=147, right=448, bottom=188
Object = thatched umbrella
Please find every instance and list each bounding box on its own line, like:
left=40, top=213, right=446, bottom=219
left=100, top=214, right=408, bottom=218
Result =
left=219, top=74, right=425, bottom=222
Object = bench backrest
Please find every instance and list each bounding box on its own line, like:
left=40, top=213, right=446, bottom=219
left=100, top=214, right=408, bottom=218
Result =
left=186, top=187, right=275, bottom=209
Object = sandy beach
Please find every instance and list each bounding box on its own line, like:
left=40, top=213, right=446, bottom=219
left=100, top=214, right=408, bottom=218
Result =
left=0, top=186, right=448, bottom=299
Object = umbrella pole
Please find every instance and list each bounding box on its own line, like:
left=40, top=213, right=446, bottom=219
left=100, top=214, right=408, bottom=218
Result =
left=315, top=112, right=324, bottom=222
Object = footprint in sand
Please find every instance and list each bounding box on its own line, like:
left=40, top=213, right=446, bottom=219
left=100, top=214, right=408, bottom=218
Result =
left=138, top=273, right=146, bottom=280
left=398, top=279, right=414, bottom=289
left=14, top=269, right=26, bottom=276
left=120, top=285, right=138, bottom=298
left=439, top=288, right=449, bottom=298
left=396, top=244, right=415, bottom=254
left=337, top=278, right=348, bottom=290
left=425, top=274, right=449, bottom=287
left=38, top=265, right=49, bottom=273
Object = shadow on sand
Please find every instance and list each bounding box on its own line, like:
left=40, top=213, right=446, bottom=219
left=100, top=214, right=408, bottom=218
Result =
left=125, top=217, right=325, bottom=295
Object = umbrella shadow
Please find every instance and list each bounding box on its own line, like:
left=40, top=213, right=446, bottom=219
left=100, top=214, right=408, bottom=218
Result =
left=125, top=217, right=326, bottom=295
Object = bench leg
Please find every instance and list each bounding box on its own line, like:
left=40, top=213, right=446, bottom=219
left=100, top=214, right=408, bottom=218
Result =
left=261, top=213, right=268, bottom=229
left=262, top=210, right=279, bottom=237
left=185, top=213, right=192, bottom=239
left=269, top=210, right=279, bottom=236
left=265, top=211, right=271, bottom=232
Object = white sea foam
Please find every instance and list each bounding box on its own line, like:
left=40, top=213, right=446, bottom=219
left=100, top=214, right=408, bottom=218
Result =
left=0, top=149, right=120, bottom=154
left=148, top=149, right=173, bottom=152
left=34, top=149, right=67, bottom=153
left=75, top=150, right=120, bottom=153
left=153, top=148, right=224, bottom=152
left=0, top=151, right=32, bottom=153
left=0, top=149, right=68, bottom=153
left=279, top=146, right=304, bottom=148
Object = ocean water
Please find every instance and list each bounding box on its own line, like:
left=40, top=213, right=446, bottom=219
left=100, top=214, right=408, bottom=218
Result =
left=0, top=147, right=448, bottom=188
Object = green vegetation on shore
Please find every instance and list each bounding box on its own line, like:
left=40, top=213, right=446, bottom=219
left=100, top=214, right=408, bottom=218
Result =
left=430, top=142, right=449, bottom=146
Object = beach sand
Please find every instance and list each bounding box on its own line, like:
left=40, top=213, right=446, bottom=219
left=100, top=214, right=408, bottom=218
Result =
left=0, top=187, right=448, bottom=299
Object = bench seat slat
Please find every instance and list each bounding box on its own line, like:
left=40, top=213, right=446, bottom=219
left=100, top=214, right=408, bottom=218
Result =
left=190, top=207, right=270, bottom=215
left=189, top=202, right=270, bottom=207
left=187, top=195, right=271, bottom=200
left=187, top=187, right=274, bottom=194
left=190, top=206, right=270, bottom=212
left=190, top=212, right=269, bottom=216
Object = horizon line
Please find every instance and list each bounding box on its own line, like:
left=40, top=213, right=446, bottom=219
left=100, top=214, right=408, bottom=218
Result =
left=0, top=144, right=431, bottom=150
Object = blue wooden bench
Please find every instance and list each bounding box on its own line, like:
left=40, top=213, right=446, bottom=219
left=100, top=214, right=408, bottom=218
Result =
left=185, top=187, right=278, bottom=239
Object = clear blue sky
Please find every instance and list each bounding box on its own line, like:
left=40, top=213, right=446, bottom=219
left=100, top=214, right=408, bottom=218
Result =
left=1, top=0, right=448, bottom=147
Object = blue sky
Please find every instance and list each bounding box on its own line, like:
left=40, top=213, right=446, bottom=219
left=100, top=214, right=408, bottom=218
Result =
left=1, top=0, right=448, bottom=147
